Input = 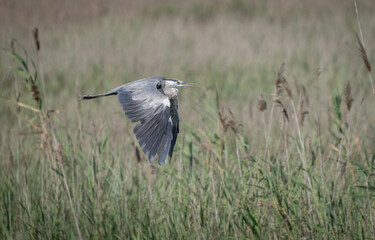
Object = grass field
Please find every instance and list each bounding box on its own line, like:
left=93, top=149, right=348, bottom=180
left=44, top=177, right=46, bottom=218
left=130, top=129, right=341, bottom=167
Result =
left=1, top=0, right=375, bottom=239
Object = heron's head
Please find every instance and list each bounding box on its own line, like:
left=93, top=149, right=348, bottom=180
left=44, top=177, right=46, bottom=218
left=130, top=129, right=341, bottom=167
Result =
left=163, top=78, right=199, bottom=89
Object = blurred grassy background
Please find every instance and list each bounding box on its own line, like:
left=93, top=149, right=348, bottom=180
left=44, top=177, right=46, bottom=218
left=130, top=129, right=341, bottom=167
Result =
left=1, top=0, right=375, bottom=239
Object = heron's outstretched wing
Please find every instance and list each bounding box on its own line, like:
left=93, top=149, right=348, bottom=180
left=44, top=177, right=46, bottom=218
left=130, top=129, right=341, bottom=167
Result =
left=117, top=77, right=174, bottom=164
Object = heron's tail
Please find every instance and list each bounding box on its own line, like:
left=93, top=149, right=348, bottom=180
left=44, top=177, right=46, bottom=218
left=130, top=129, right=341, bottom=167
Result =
left=80, top=88, right=119, bottom=100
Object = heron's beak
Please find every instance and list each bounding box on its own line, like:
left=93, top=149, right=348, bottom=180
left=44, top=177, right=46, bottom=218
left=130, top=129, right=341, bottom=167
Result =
left=179, top=82, right=199, bottom=87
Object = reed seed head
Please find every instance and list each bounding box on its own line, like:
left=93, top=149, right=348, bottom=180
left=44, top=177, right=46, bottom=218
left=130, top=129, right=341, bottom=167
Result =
left=258, top=94, right=267, bottom=112
left=275, top=63, right=292, bottom=99
left=33, top=27, right=40, bottom=51
left=344, top=81, right=354, bottom=111
left=356, top=33, right=371, bottom=73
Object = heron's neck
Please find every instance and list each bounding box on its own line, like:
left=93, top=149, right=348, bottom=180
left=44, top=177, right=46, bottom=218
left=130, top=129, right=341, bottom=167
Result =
left=164, top=88, right=178, bottom=99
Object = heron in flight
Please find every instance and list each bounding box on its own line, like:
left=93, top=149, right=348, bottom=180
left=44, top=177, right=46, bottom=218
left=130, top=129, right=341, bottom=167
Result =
left=81, top=76, right=198, bottom=164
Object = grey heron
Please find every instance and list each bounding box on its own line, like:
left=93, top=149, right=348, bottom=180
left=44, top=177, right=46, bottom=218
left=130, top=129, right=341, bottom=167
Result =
left=80, top=76, right=198, bottom=164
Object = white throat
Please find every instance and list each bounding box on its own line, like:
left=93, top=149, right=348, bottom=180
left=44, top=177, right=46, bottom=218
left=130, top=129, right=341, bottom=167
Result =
left=164, top=87, right=178, bottom=99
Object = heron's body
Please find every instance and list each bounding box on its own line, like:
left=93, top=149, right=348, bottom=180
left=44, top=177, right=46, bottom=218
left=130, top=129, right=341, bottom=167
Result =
left=81, top=76, right=197, bottom=164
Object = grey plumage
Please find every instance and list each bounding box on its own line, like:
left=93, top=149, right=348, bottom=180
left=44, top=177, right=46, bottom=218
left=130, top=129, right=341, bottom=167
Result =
left=80, top=76, right=197, bottom=164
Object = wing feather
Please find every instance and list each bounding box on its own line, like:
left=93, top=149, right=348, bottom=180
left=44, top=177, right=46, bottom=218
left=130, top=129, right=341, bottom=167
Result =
left=169, top=98, right=179, bottom=157
left=134, top=106, right=163, bottom=141
left=137, top=114, right=163, bottom=148
left=142, top=108, right=169, bottom=161
left=157, top=122, right=172, bottom=164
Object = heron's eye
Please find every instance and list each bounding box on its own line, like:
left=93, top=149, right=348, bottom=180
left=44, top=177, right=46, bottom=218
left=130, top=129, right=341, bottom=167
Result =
left=156, top=82, right=162, bottom=89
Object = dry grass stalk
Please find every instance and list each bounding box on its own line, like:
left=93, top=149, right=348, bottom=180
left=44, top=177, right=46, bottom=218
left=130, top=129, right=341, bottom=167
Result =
left=295, top=81, right=300, bottom=96
left=10, top=39, right=15, bottom=54
left=356, top=33, right=371, bottom=73
left=316, top=68, right=321, bottom=81
left=298, top=94, right=309, bottom=126
left=275, top=62, right=292, bottom=99
left=275, top=63, right=286, bottom=97
left=218, top=109, right=228, bottom=133
left=227, top=110, right=241, bottom=134
left=218, top=108, right=241, bottom=135
left=344, top=81, right=354, bottom=111
left=275, top=99, right=289, bottom=122
left=301, top=85, right=309, bottom=106
left=354, top=1, right=375, bottom=95
left=282, top=108, right=289, bottom=122
left=32, top=27, right=40, bottom=51
left=40, top=119, right=51, bottom=152
left=284, top=83, right=293, bottom=99
left=52, top=135, right=64, bottom=164
left=258, top=94, right=267, bottom=112
left=295, top=82, right=309, bottom=106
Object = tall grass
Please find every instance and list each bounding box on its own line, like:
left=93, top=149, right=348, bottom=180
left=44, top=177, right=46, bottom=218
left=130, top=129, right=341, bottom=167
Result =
left=1, top=0, right=375, bottom=239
